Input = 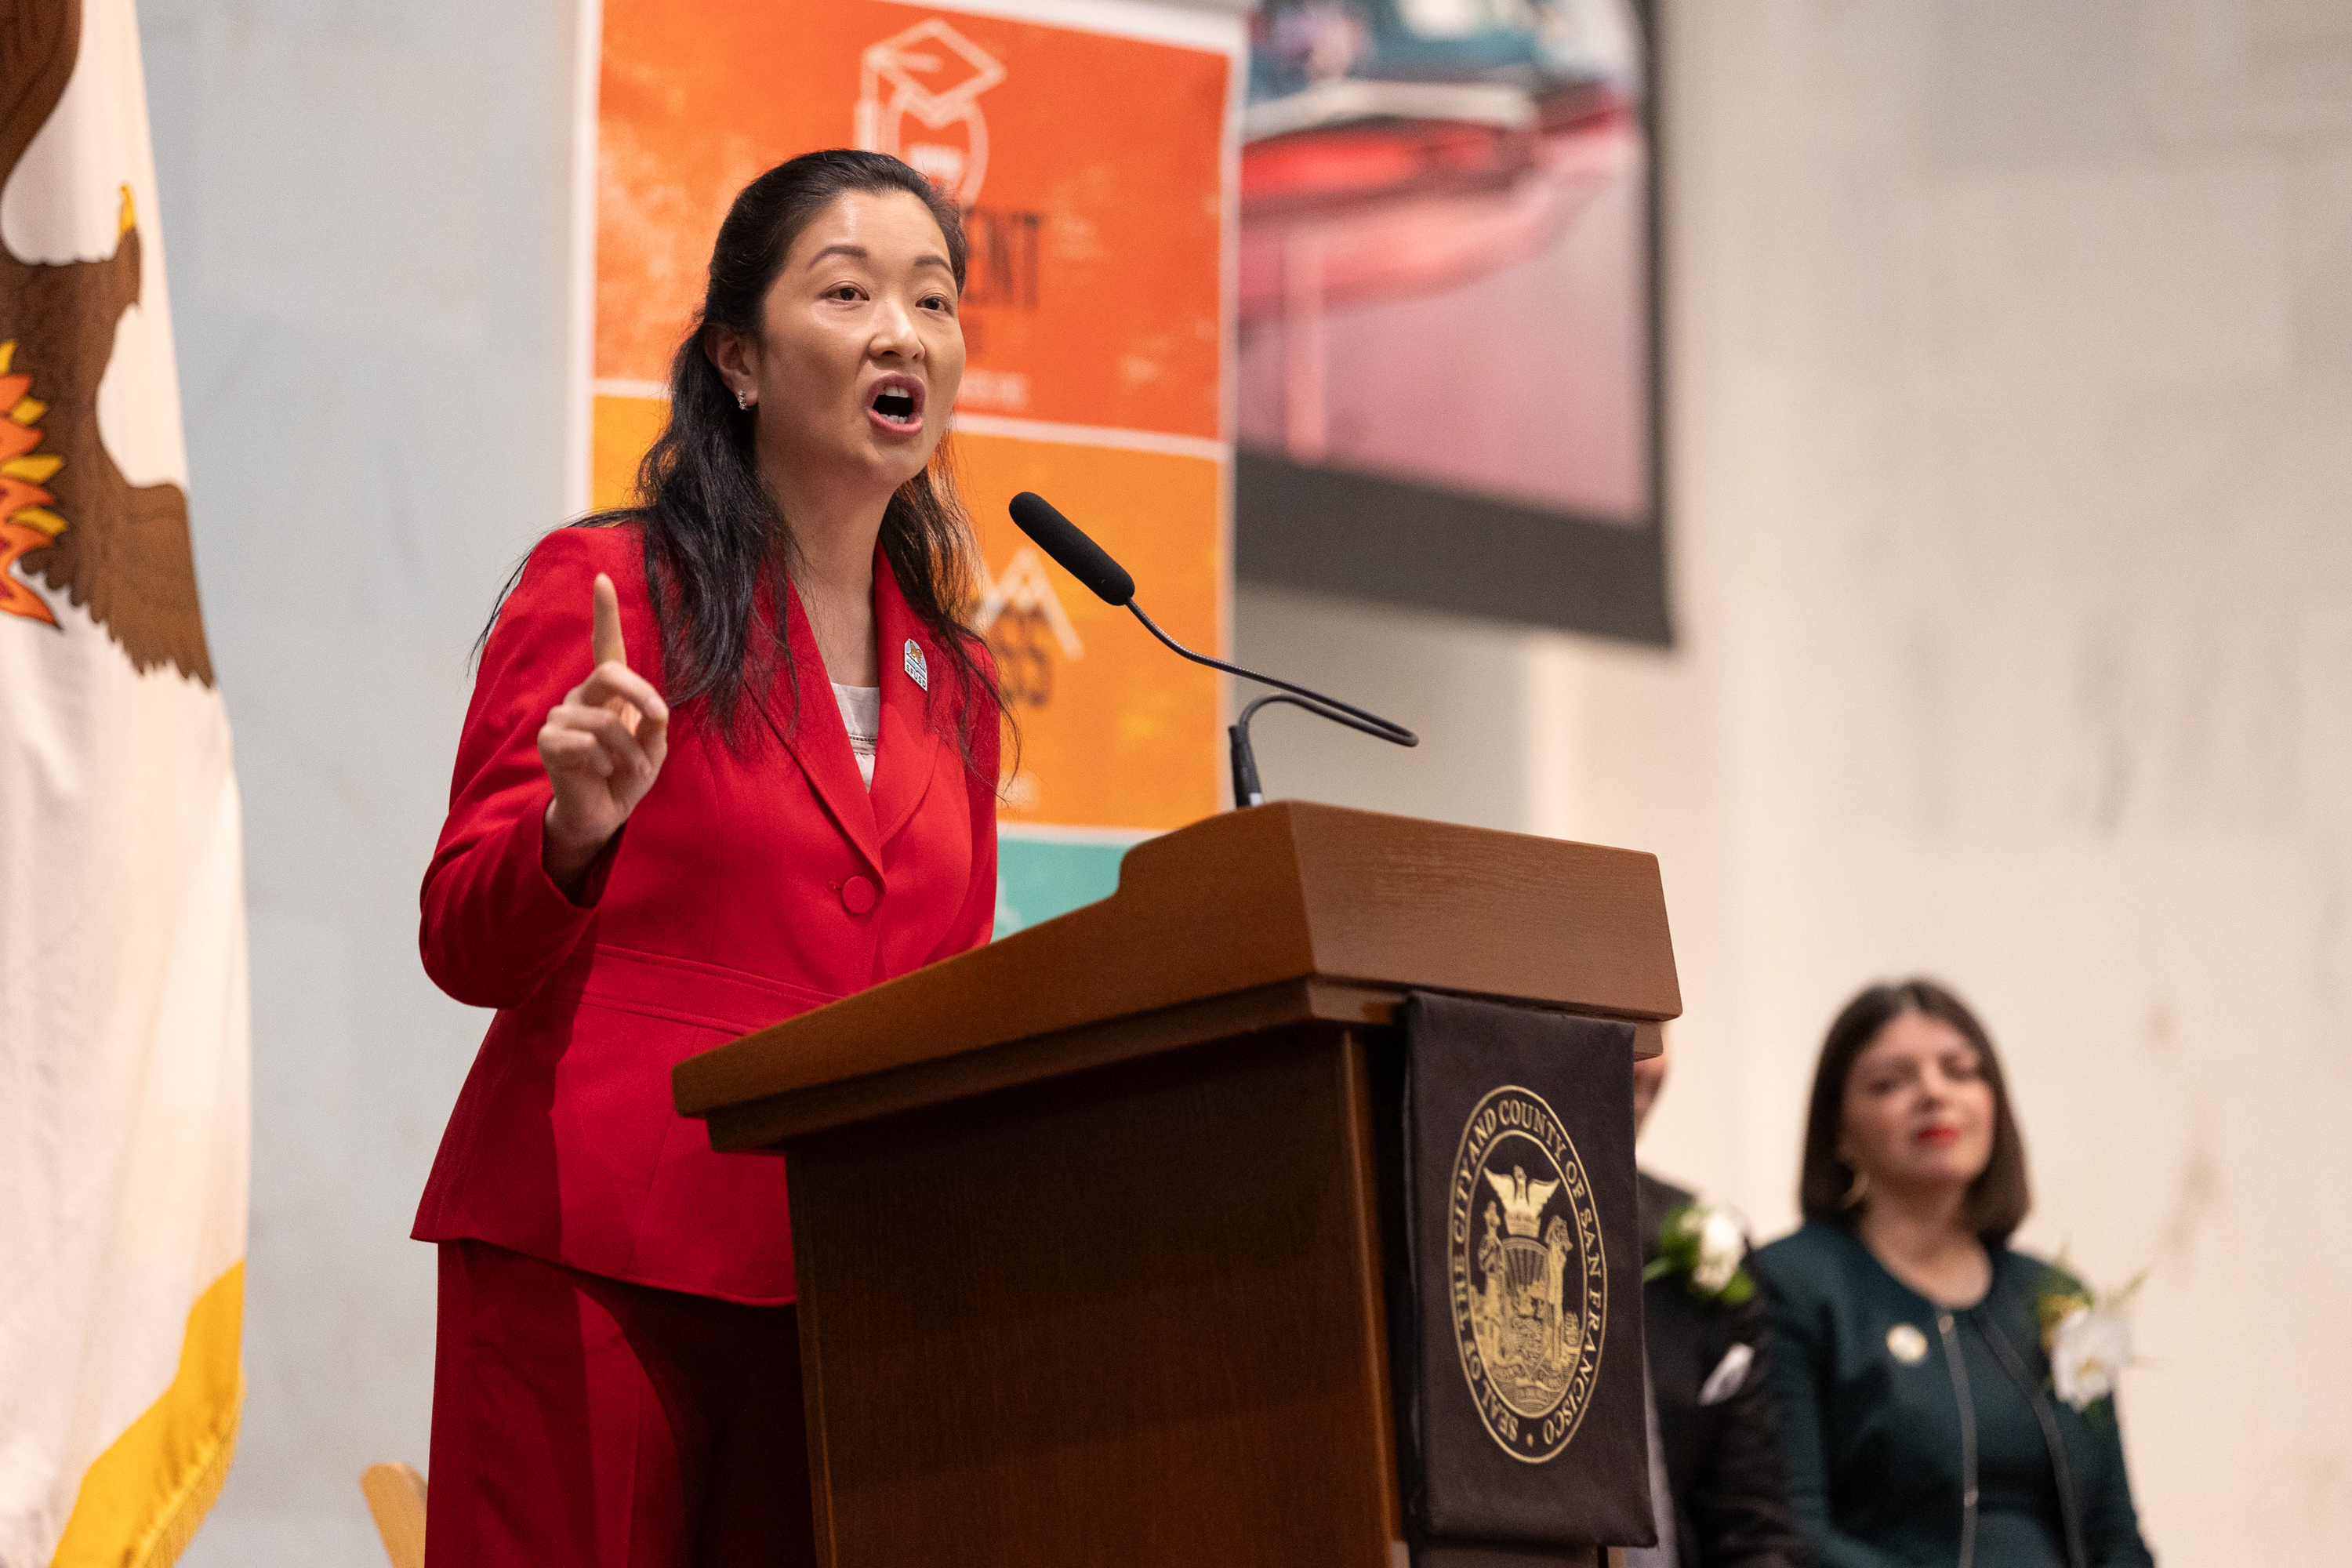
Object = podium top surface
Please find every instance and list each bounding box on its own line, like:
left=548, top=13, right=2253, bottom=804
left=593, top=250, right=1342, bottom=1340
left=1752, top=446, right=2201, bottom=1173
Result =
left=673, top=801, right=1678, bottom=1148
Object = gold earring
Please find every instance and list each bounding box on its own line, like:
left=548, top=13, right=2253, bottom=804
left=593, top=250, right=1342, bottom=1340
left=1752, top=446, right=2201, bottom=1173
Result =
left=1840, top=1165, right=1870, bottom=1209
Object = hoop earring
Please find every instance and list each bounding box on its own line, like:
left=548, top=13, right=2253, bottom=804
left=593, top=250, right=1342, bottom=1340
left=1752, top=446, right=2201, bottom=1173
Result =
left=735, top=389, right=753, bottom=411
left=1840, top=1165, right=1870, bottom=1210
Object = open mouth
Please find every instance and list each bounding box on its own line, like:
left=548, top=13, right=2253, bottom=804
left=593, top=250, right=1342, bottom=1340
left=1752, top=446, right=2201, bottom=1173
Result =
left=869, top=377, right=924, bottom=427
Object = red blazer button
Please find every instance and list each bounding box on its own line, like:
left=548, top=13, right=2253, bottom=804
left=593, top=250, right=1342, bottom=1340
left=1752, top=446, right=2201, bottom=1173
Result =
left=840, top=875, right=877, bottom=914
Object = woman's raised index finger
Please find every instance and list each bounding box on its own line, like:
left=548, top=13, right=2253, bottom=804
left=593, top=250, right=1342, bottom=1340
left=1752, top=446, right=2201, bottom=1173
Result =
left=590, top=573, right=627, bottom=670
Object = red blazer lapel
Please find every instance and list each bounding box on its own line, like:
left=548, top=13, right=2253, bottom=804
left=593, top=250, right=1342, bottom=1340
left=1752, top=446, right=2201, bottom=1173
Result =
left=869, top=546, right=946, bottom=849
left=767, top=571, right=883, bottom=873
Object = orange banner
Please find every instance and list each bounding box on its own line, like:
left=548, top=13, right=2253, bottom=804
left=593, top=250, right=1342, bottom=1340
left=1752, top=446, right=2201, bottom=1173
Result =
left=597, top=1, right=1227, bottom=440
left=590, top=1, right=1236, bottom=846
left=957, top=432, right=1220, bottom=828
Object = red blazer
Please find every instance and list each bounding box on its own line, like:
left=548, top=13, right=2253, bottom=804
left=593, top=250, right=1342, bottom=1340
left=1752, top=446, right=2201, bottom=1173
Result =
left=412, top=523, right=998, bottom=1304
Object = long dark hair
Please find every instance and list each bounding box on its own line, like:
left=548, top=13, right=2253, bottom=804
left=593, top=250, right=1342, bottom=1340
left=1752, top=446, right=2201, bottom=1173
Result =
left=503, top=150, right=1004, bottom=771
left=1797, top=978, right=2032, bottom=1245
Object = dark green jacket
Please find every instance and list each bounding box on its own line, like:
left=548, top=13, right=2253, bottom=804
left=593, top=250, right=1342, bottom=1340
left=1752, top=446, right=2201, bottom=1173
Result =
left=1751, top=1223, right=2154, bottom=1568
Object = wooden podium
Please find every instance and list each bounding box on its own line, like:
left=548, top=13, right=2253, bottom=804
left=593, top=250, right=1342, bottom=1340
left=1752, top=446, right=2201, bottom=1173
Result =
left=673, top=802, right=1679, bottom=1567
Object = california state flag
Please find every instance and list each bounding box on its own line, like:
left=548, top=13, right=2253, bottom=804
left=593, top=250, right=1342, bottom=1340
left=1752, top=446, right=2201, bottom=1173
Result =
left=0, top=1, right=251, bottom=1563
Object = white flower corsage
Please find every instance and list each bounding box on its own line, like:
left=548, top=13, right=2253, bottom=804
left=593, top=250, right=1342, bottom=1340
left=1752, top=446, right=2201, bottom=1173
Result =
left=2035, top=1265, right=2145, bottom=1413
left=1643, top=1199, right=1755, bottom=1306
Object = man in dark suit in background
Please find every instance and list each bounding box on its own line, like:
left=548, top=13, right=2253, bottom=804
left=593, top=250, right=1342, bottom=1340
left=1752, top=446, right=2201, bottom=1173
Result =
left=1626, top=1035, right=1811, bottom=1568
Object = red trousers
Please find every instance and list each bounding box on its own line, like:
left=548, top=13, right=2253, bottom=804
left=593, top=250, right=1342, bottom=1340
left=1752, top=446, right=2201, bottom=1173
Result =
left=425, top=1240, right=818, bottom=1566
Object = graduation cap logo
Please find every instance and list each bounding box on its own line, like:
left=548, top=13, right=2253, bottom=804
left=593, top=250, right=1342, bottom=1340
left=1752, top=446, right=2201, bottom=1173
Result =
left=855, top=20, right=1008, bottom=208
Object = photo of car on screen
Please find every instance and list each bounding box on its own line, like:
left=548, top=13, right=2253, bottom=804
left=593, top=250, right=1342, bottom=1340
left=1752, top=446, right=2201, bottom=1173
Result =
left=1235, top=0, right=1665, bottom=642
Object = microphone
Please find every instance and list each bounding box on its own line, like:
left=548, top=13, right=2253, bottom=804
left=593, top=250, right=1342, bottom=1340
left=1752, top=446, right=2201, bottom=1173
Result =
left=1006, top=491, right=1417, bottom=808
left=1007, top=492, right=1134, bottom=607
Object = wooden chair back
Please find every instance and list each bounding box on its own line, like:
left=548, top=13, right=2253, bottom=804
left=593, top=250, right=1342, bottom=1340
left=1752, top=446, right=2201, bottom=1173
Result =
left=359, top=1461, right=426, bottom=1568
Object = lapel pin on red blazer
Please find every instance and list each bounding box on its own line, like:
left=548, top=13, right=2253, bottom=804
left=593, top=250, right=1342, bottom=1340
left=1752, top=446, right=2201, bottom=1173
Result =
left=903, top=637, right=927, bottom=691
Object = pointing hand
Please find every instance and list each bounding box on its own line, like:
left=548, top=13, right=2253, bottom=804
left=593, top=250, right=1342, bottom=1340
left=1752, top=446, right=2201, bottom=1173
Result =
left=538, top=572, right=670, bottom=896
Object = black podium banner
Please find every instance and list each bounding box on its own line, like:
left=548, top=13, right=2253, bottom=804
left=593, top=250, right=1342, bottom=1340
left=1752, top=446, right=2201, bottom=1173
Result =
left=1399, top=993, right=1653, bottom=1554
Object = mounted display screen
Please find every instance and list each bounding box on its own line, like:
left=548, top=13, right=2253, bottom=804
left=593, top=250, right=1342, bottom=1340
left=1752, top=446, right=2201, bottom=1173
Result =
left=1236, top=0, right=1667, bottom=644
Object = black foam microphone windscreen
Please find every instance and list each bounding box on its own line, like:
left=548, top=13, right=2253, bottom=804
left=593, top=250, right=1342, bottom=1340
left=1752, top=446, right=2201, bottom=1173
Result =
left=1007, top=492, right=1136, bottom=607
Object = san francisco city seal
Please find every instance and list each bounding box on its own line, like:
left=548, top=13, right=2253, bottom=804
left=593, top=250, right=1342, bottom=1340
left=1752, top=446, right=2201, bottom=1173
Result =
left=1447, top=1083, right=1607, bottom=1463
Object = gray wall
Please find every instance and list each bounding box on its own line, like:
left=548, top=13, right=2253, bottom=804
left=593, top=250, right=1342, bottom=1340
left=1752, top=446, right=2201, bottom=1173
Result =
left=142, top=2, right=579, bottom=1559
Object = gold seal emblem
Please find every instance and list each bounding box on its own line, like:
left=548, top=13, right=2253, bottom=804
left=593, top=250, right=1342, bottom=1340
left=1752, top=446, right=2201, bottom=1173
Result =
left=1447, top=1084, right=1607, bottom=1463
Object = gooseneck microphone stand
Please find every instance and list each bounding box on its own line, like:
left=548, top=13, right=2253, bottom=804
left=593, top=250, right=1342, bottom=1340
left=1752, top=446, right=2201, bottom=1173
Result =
left=1120, top=601, right=1417, bottom=807
left=1004, top=491, right=1417, bottom=809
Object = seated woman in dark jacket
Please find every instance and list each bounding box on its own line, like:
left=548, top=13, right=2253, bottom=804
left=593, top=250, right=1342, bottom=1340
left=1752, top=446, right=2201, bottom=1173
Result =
left=1751, top=979, right=2155, bottom=1568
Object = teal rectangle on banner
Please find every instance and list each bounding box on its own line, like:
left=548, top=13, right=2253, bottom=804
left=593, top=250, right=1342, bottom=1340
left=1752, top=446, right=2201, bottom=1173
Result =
left=994, top=833, right=1141, bottom=938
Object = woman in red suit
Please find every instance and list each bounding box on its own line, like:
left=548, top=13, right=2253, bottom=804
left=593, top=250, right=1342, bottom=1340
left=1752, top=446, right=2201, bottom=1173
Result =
left=412, top=151, right=1002, bottom=1566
